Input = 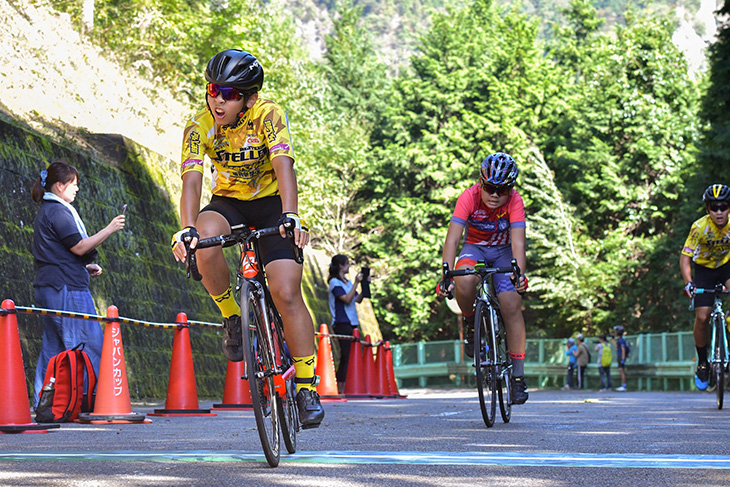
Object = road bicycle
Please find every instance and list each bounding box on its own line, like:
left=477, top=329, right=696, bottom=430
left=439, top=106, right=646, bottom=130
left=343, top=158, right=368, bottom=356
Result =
left=693, top=283, right=730, bottom=410
left=187, top=223, right=301, bottom=467
left=442, top=259, right=521, bottom=427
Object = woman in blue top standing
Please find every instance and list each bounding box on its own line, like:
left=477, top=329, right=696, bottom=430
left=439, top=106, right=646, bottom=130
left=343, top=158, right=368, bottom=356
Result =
left=563, top=337, right=578, bottom=390
left=31, top=161, right=126, bottom=407
left=328, top=254, right=367, bottom=393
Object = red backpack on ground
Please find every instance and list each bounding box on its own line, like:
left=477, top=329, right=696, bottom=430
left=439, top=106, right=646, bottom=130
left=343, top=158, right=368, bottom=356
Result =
left=35, top=343, right=97, bottom=423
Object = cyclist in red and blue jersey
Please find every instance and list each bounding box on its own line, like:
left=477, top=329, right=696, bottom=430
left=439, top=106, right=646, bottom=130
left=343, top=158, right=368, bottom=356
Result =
left=437, top=153, right=529, bottom=404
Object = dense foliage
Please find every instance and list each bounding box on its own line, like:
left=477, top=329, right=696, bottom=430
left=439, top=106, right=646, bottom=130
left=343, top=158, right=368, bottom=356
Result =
left=46, top=0, right=727, bottom=341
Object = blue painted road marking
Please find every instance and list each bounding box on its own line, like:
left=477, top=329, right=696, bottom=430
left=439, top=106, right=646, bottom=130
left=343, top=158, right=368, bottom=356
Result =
left=2, top=450, right=729, bottom=469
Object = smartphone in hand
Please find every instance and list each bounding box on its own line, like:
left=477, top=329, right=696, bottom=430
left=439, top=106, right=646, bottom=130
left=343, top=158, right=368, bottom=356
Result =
left=361, top=266, right=370, bottom=278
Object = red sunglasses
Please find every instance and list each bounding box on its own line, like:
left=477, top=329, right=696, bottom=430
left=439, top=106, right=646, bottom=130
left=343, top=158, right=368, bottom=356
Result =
left=481, top=182, right=511, bottom=196
left=206, top=83, right=244, bottom=101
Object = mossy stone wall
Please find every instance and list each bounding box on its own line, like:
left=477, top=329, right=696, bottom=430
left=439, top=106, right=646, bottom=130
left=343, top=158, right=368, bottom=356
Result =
left=0, top=118, right=226, bottom=401
left=0, top=116, right=382, bottom=402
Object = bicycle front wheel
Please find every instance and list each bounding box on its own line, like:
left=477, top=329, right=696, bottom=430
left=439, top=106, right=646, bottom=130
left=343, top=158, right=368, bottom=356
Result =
left=241, top=281, right=281, bottom=467
left=714, top=314, right=725, bottom=410
left=474, top=301, right=497, bottom=428
left=494, top=307, right=512, bottom=423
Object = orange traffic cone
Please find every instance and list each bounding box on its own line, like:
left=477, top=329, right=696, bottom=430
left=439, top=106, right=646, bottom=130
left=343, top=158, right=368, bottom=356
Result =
left=344, top=328, right=369, bottom=399
left=363, top=335, right=383, bottom=398
left=212, top=360, right=253, bottom=410
left=374, top=341, right=394, bottom=397
left=384, top=341, right=406, bottom=399
left=78, top=306, right=148, bottom=423
left=150, top=313, right=215, bottom=416
left=0, top=300, right=57, bottom=433
left=316, top=324, right=345, bottom=401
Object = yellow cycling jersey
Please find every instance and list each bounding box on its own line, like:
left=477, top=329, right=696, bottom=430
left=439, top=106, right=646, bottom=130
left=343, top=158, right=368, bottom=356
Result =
left=180, top=98, right=294, bottom=201
left=682, top=214, right=730, bottom=268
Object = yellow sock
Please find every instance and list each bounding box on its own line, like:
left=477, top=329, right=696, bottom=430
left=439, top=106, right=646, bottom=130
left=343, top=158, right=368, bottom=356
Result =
left=210, top=286, right=240, bottom=318
left=293, top=354, right=317, bottom=392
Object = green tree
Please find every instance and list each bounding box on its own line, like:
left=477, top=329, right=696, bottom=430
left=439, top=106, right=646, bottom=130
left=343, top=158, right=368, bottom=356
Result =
left=696, top=0, right=730, bottom=186
left=536, top=4, right=701, bottom=334
left=297, top=0, right=389, bottom=255
left=362, top=0, right=548, bottom=340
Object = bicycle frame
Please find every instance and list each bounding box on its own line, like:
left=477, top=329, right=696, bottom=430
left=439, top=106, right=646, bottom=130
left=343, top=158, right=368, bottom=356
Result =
left=236, top=231, right=296, bottom=399
left=188, top=223, right=300, bottom=465
left=475, top=269, right=501, bottom=329
left=474, top=267, right=512, bottom=387
left=694, top=284, right=730, bottom=409
left=442, top=259, right=519, bottom=426
left=707, top=292, right=729, bottom=375
left=694, top=285, right=730, bottom=369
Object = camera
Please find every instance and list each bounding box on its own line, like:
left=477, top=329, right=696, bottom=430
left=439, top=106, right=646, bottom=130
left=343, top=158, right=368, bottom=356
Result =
left=360, top=266, right=371, bottom=298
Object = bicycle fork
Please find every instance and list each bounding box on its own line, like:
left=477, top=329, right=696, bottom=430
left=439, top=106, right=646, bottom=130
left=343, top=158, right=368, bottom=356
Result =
left=711, top=307, right=729, bottom=371
left=488, top=304, right=512, bottom=384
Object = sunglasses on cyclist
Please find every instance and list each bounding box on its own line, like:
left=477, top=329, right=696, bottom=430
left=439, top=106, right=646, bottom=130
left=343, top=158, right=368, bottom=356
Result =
left=206, top=83, right=244, bottom=101
left=481, top=182, right=511, bottom=196
left=709, top=202, right=730, bottom=212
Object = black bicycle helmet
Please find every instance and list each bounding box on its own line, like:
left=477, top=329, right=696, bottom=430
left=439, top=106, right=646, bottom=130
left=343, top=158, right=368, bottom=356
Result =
left=205, top=49, right=264, bottom=94
left=702, top=184, right=730, bottom=203
left=480, top=152, right=519, bottom=187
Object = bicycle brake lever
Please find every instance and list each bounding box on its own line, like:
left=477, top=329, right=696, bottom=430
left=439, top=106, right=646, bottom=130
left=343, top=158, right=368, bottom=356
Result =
left=186, top=245, right=203, bottom=281
left=510, top=258, right=525, bottom=295
left=441, top=262, right=454, bottom=300
left=282, top=220, right=304, bottom=265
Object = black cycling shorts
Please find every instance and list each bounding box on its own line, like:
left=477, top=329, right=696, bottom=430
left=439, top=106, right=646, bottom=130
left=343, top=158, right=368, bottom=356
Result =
left=693, top=260, right=730, bottom=308
left=200, top=195, right=295, bottom=267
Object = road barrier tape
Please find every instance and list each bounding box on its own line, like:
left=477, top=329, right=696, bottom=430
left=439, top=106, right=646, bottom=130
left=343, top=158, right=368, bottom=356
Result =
left=1, top=306, right=386, bottom=345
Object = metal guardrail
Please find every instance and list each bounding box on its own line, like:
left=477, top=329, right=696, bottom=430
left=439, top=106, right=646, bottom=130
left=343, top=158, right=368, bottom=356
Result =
left=391, top=331, right=699, bottom=391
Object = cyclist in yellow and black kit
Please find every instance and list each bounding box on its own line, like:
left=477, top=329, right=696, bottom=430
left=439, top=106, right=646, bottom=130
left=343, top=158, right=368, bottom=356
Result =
left=680, top=184, right=730, bottom=391
left=170, top=49, right=323, bottom=428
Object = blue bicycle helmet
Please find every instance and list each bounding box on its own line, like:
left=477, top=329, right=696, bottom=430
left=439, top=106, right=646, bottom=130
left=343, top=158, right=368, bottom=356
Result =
left=702, top=184, right=730, bottom=203
left=480, top=152, right=519, bottom=187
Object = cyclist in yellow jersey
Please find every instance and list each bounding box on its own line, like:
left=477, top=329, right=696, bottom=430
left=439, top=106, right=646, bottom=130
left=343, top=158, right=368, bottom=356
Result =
left=680, top=183, right=730, bottom=391
left=170, top=49, right=323, bottom=428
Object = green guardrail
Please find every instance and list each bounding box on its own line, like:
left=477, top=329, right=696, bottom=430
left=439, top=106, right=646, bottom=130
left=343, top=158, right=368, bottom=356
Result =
left=391, top=331, right=699, bottom=392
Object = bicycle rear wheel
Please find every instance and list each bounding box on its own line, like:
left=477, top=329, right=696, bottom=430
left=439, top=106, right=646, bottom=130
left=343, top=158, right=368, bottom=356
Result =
left=270, top=307, right=298, bottom=454
left=714, top=314, right=725, bottom=410
left=278, top=376, right=298, bottom=454
left=241, top=281, right=281, bottom=467
left=494, top=308, right=512, bottom=423
left=474, top=301, right=497, bottom=428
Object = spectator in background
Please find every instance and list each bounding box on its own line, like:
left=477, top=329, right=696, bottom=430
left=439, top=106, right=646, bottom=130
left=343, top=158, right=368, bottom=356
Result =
left=595, top=334, right=613, bottom=392
left=31, top=161, right=126, bottom=408
left=328, top=254, right=369, bottom=394
left=575, top=334, right=590, bottom=389
left=614, top=325, right=628, bottom=391
left=563, top=337, right=577, bottom=390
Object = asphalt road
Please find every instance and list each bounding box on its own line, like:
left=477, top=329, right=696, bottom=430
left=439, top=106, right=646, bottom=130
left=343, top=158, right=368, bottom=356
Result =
left=2, top=388, right=730, bottom=486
